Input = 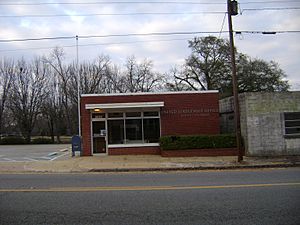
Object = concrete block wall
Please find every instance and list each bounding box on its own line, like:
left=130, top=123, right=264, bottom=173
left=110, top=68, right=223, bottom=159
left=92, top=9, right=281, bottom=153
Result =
left=220, top=92, right=300, bottom=156
left=219, top=94, right=247, bottom=150
left=246, top=112, right=285, bottom=155
left=219, top=97, right=235, bottom=133
left=245, top=92, right=300, bottom=156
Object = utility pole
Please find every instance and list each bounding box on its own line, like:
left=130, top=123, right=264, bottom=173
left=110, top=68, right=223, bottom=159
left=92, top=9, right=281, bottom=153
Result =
left=227, top=0, right=243, bottom=162
left=76, top=35, right=81, bottom=137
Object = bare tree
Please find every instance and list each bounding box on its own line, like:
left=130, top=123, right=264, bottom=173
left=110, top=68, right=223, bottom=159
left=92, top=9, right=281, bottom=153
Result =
left=103, top=65, right=126, bottom=93
left=41, top=68, right=66, bottom=143
left=165, top=66, right=193, bottom=91
left=9, top=58, right=49, bottom=142
left=123, top=56, right=163, bottom=92
left=43, top=47, right=75, bottom=135
left=0, top=58, right=14, bottom=138
left=4, top=49, right=167, bottom=140
left=68, top=55, right=111, bottom=104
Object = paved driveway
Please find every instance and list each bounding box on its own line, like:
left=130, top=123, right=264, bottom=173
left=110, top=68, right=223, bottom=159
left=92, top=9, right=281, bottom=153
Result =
left=0, top=144, right=71, bottom=162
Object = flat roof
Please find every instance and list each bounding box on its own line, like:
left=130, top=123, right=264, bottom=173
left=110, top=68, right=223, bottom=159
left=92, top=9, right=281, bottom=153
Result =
left=81, top=90, right=218, bottom=98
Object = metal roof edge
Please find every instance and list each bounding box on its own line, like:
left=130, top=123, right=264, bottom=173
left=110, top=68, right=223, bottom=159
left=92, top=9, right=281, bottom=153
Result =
left=85, top=101, right=164, bottom=109
left=81, top=90, right=219, bottom=97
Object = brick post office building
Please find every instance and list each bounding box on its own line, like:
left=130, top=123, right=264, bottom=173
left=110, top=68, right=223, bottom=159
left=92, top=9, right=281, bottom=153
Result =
left=80, top=91, right=220, bottom=156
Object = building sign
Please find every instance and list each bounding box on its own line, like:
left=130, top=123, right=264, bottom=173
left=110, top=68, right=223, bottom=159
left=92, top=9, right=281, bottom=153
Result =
left=161, top=108, right=219, bottom=117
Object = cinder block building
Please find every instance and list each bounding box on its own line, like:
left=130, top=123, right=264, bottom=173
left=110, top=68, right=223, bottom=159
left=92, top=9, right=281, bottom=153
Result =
left=220, top=92, right=300, bottom=156
left=80, top=91, right=220, bottom=156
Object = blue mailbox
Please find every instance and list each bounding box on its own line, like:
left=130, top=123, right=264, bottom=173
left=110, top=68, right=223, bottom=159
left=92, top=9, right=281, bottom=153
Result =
left=72, top=135, right=82, bottom=156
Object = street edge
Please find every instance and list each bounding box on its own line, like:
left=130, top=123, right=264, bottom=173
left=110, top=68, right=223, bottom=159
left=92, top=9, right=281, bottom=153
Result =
left=0, top=163, right=299, bottom=174
left=88, top=163, right=300, bottom=173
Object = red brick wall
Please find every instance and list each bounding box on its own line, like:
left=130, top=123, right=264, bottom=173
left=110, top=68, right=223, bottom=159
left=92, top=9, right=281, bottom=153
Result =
left=81, top=92, right=220, bottom=156
left=159, top=94, right=219, bottom=136
left=109, top=146, right=161, bottom=155
left=81, top=100, right=92, bottom=156
left=161, top=148, right=238, bottom=157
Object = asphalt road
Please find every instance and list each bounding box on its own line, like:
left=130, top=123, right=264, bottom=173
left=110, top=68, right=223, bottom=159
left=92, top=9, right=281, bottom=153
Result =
left=0, top=168, right=300, bottom=225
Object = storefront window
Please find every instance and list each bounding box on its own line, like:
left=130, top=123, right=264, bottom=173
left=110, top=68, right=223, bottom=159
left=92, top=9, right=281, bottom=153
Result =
left=143, top=118, right=160, bottom=143
left=108, top=120, right=124, bottom=144
left=107, top=110, right=160, bottom=145
left=125, top=119, right=143, bottom=143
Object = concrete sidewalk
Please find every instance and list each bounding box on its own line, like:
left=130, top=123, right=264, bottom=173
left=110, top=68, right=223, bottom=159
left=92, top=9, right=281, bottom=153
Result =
left=0, top=154, right=299, bottom=173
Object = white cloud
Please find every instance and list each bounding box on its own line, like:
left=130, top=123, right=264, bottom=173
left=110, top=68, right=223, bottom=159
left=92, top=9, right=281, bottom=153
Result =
left=0, top=0, right=299, bottom=89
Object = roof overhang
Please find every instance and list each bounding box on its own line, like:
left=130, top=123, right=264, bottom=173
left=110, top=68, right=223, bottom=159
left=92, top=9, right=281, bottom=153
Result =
left=85, top=101, right=164, bottom=110
left=81, top=90, right=218, bottom=98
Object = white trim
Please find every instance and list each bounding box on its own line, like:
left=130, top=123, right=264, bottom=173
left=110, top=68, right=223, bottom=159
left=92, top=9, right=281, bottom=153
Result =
left=81, top=90, right=218, bottom=97
left=108, top=143, right=160, bottom=148
left=86, top=101, right=164, bottom=110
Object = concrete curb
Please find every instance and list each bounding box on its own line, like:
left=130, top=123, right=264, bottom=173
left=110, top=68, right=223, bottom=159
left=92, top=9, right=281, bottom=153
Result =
left=1, top=162, right=299, bottom=174
left=88, top=163, right=300, bottom=173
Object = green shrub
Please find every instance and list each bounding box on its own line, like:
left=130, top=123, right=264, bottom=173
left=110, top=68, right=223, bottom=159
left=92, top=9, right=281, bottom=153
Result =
left=160, top=134, right=237, bottom=150
left=0, top=136, right=26, bottom=145
left=31, top=138, right=54, bottom=144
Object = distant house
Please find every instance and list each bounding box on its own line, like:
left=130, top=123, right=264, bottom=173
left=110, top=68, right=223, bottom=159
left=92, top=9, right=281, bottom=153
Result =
left=220, top=92, right=300, bottom=156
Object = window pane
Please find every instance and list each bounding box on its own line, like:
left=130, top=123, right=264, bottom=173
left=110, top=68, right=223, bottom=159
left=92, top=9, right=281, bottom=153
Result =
left=285, top=120, right=300, bottom=127
left=284, top=112, right=300, bottom=135
left=108, top=120, right=124, bottom=144
left=144, top=111, right=159, bottom=117
left=108, top=112, right=123, bottom=118
left=125, top=119, right=142, bottom=143
left=286, top=127, right=300, bottom=135
left=92, top=113, right=105, bottom=119
left=284, top=112, right=300, bottom=120
left=126, top=112, right=141, bottom=117
left=92, top=121, right=105, bottom=137
left=143, top=118, right=160, bottom=143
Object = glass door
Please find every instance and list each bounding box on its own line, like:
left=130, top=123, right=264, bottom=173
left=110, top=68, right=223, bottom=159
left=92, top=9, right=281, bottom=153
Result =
left=92, top=121, right=107, bottom=154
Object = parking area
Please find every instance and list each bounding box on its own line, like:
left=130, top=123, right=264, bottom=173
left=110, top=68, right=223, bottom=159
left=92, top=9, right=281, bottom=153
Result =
left=0, top=144, right=71, bottom=162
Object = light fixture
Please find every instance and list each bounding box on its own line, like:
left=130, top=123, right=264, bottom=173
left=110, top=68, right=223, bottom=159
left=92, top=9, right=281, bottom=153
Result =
left=94, top=108, right=101, bottom=113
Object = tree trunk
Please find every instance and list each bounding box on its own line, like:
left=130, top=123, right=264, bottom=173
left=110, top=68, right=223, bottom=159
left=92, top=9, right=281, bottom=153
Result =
left=25, top=132, right=31, bottom=144
left=56, top=135, right=61, bottom=144
left=48, top=118, right=55, bottom=143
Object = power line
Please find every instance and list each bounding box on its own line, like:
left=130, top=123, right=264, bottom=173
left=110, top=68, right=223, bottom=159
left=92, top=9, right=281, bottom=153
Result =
left=0, top=36, right=75, bottom=43
left=0, top=1, right=226, bottom=6
left=1, top=30, right=299, bottom=53
left=0, top=31, right=225, bottom=43
left=236, top=30, right=300, bottom=34
left=0, top=37, right=195, bottom=53
left=1, top=30, right=299, bottom=43
left=0, top=11, right=226, bottom=18
left=1, top=6, right=298, bottom=18
left=218, top=13, right=227, bottom=39
left=242, top=0, right=300, bottom=4
left=1, top=0, right=299, bottom=6
left=242, top=7, right=300, bottom=12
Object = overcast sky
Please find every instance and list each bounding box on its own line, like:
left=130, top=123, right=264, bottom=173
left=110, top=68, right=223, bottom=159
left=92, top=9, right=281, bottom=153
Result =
left=1, top=0, right=300, bottom=90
